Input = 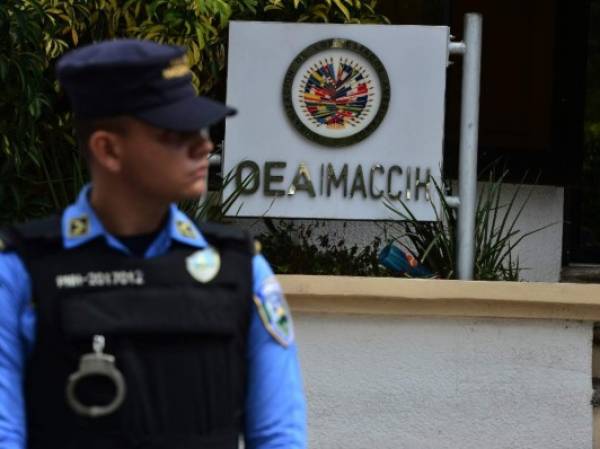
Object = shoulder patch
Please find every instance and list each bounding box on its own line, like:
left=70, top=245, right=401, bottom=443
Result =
left=254, top=277, right=294, bottom=347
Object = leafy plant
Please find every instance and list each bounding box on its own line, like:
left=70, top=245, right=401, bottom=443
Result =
left=384, top=169, right=555, bottom=281
left=1, top=1, right=82, bottom=223
left=258, top=218, right=391, bottom=276
left=261, top=0, right=389, bottom=24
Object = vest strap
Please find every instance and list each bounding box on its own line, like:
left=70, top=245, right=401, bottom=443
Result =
left=14, top=215, right=62, bottom=240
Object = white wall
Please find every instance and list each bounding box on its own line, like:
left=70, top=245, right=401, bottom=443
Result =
left=497, top=184, right=564, bottom=282
left=235, top=184, right=564, bottom=282
left=295, top=313, right=592, bottom=449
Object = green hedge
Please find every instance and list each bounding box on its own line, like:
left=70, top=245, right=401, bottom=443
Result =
left=0, top=0, right=388, bottom=224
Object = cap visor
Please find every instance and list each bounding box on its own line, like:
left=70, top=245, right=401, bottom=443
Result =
left=134, top=96, right=236, bottom=131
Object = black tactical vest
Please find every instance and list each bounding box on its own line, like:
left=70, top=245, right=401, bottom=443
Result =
left=9, top=216, right=254, bottom=449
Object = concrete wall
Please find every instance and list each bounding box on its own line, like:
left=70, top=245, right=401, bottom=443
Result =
left=235, top=184, right=565, bottom=282
left=295, top=313, right=592, bottom=449
left=491, top=184, right=564, bottom=282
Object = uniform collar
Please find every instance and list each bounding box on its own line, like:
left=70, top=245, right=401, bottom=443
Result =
left=168, top=205, right=208, bottom=248
left=62, top=184, right=208, bottom=251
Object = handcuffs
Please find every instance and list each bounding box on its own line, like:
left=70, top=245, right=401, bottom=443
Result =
left=65, top=335, right=126, bottom=418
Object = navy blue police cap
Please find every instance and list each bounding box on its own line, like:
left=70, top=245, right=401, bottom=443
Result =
left=56, top=39, right=236, bottom=131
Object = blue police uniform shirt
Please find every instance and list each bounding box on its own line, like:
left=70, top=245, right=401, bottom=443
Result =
left=0, top=185, right=306, bottom=449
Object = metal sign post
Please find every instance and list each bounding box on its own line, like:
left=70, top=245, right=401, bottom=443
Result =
left=448, top=13, right=483, bottom=280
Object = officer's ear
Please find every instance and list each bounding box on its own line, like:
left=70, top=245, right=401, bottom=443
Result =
left=88, top=129, right=124, bottom=173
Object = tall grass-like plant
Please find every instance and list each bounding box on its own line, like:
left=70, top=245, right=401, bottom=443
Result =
left=384, top=169, right=554, bottom=281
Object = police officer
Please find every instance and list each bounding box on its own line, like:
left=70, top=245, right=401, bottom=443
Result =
left=0, top=39, right=306, bottom=449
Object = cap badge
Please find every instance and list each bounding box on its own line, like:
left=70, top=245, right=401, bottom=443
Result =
left=68, top=215, right=90, bottom=238
left=162, top=56, right=191, bottom=80
left=176, top=220, right=196, bottom=239
left=186, top=247, right=221, bottom=283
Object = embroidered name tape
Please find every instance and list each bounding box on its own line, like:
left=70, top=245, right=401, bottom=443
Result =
left=56, top=270, right=145, bottom=289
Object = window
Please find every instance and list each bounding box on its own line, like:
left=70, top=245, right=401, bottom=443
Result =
left=569, top=0, right=600, bottom=263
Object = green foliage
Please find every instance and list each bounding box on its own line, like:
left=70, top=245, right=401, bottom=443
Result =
left=258, top=219, right=390, bottom=276
left=261, top=0, right=389, bottom=24
left=384, top=169, right=555, bottom=281
left=1, top=1, right=83, bottom=222
left=0, top=0, right=388, bottom=225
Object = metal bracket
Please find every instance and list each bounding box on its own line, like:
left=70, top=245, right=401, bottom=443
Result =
left=444, top=196, right=461, bottom=209
left=449, top=41, right=466, bottom=55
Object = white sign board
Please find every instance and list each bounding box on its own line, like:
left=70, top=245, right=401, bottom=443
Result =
left=224, top=22, right=449, bottom=220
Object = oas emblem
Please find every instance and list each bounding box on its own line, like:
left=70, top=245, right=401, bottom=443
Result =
left=185, top=247, right=221, bottom=283
left=283, top=38, right=391, bottom=147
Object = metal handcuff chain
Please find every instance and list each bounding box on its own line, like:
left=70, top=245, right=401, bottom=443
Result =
left=66, top=335, right=127, bottom=418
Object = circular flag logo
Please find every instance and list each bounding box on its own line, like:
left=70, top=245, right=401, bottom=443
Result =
left=283, top=38, right=390, bottom=147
